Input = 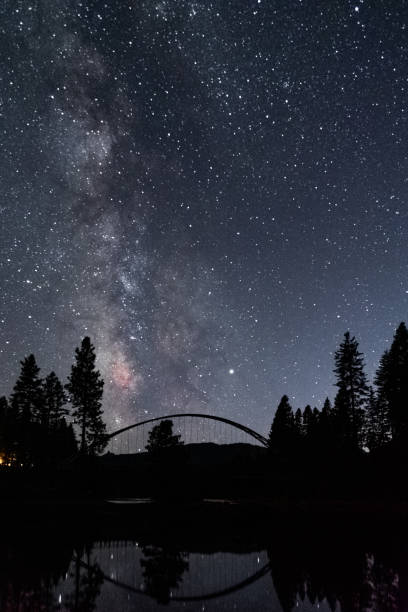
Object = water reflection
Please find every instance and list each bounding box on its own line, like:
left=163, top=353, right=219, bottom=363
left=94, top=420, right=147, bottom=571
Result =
left=59, top=545, right=276, bottom=611
left=140, top=546, right=189, bottom=604
left=0, top=513, right=405, bottom=611
left=65, top=551, right=104, bottom=612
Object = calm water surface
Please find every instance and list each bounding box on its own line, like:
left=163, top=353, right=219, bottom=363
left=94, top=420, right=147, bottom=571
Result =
left=51, top=543, right=400, bottom=611
left=1, top=503, right=406, bottom=611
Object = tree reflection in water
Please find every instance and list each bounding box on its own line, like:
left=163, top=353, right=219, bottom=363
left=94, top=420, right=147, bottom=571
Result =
left=65, top=546, right=104, bottom=612
left=0, top=531, right=403, bottom=611
left=140, top=545, right=189, bottom=604
left=268, top=548, right=400, bottom=611
left=0, top=539, right=72, bottom=611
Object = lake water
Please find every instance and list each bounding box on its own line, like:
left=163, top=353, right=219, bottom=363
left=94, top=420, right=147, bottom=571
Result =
left=1, top=502, right=405, bottom=610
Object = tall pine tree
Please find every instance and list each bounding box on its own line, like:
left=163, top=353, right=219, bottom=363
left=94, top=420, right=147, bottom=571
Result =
left=375, top=322, right=408, bottom=440
left=268, top=395, right=295, bottom=452
left=322, top=397, right=332, bottom=414
left=365, top=386, right=391, bottom=451
left=66, top=337, right=107, bottom=455
left=318, top=397, right=333, bottom=444
left=10, top=355, right=44, bottom=424
left=294, top=408, right=303, bottom=439
left=0, top=396, right=8, bottom=462
left=302, top=405, right=314, bottom=437
left=333, top=332, right=368, bottom=449
left=44, top=372, right=68, bottom=429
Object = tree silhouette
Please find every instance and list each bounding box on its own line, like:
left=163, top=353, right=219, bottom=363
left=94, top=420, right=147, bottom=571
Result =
left=140, top=546, right=189, bottom=604
left=365, top=387, right=391, bottom=451
left=294, top=408, right=303, bottom=439
left=318, top=397, right=334, bottom=446
left=9, top=354, right=45, bottom=465
left=0, top=396, right=8, bottom=462
left=302, top=405, right=314, bottom=438
left=10, top=354, right=44, bottom=424
left=66, top=337, right=107, bottom=455
left=43, top=371, right=68, bottom=429
left=311, top=407, right=320, bottom=441
left=268, top=395, right=295, bottom=453
left=333, top=332, right=368, bottom=448
left=322, top=397, right=332, bottom=416
left=146, top=419, right=183, bottom=454
left=375, top=322, right=408, bottom=440
left=65, top=548, right=104, bottom=612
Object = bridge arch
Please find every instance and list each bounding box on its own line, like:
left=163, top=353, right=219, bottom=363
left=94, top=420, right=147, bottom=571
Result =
left=77, top=551, right=271, bottom=603
left=90, top=559, right=272, bottom=602
left=107, top=413, right=268, bottom=448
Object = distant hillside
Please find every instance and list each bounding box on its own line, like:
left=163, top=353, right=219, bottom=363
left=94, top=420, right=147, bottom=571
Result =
left=97, top=443, right=269, bottom=498
left=182, top=442, right=267, bottom=466
left=99, top=442, right=267, bottom=470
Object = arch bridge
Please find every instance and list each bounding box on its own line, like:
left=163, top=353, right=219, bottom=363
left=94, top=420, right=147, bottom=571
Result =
left=104, top=413, right=268, bottom=455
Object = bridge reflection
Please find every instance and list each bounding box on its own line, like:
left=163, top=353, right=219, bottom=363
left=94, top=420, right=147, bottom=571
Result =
left=0, top=525, right=402, bottom=611
left=75, top=543, right=272, bottom=604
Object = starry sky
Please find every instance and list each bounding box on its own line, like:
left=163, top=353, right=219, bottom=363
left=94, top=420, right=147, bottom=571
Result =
left=1, top=0, right=407, bottom=435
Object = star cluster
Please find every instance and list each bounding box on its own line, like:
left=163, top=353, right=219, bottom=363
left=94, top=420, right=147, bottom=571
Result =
left=1, top=0, right=407, bottom=434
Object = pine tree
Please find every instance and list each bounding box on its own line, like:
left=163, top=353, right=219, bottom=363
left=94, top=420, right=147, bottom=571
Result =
left=294, top=408, right=303, bottom=438
left=66, top=337, right=106, bottom=455
left=322, top=397, right=332, bottom=414
left=268, top=395, right=295, bottom=452
left=375, top=322, right=408, bottom=439
left=365, top=387, right=391, bottom=451
left=0, top=396, right=8, bottom=462
left=44, top=372, right=68, bottom=429
left=311, top=407, right=320, bottom=437
left=146, top=419, right=183, bottom=454
left=333, top=332, right=368, bottom=448
left=10, top=354, right=44, bottom=423
left=374, top=349, right=391, bottom=439
left=374, top=350, right=390, bottom=398
left=0, top=395, right=18, bottom=465
left=302, top=405, right=320, bottom=447
left=0, top=396, right=7, bottom=416
left=302, top=405, right=313, bottom=437
left=319, top=397, right=333, bottom=443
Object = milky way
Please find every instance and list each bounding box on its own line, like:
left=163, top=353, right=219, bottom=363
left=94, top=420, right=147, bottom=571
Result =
left=1, top=1, right=408, bottom=434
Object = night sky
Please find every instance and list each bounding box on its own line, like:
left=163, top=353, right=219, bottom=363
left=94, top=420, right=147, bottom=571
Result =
left=1, top=0, right=407, bottom=435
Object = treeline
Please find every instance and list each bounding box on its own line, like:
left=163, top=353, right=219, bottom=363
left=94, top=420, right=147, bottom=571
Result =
left=0, top=337, right=107, bottom=468
left=269, top=322, right=408, bottom=458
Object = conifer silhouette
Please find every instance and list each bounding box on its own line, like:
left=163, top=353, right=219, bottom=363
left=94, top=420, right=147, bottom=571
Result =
left=302, top=405, right=314, bottom=437
left=318, top=397, right=333, bottom=445
left=44, top=371, right=68, bottom=429
left=294, top=408, right=303, bottom=438
left=0, top=396, right=8, bottom=461
left=333, top=332, right=368, bottom=448
left=365, top=386, right=391, bottom=451
left=268, top=395, right=295, bottom=452
left=10, top=354, right=44, bottom=424
left=66, top=337, right=106, bottom=455
left=375, top=322, right=408, bottom=439
left=146, top=419, right=183, bottom=454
